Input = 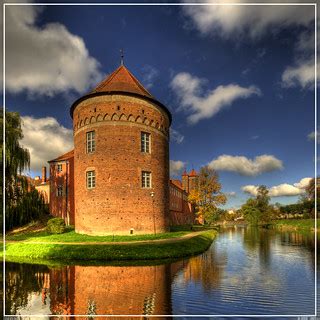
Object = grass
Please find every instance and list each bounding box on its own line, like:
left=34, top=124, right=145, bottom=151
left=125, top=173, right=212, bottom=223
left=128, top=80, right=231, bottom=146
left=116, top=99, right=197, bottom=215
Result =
left=2, top=230, right=217, bottom=262
left=6, top=227, right=191, bottom=243
left=272, top=219, right=317, bottom=231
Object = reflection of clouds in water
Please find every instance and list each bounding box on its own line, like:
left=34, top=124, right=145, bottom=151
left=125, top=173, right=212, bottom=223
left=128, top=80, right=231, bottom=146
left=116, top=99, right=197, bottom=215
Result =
left=16, top=292, right=51, bottom=317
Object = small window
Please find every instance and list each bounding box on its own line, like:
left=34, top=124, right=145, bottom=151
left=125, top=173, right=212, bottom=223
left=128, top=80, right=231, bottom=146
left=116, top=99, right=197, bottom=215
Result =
left=141, top=132, right=150, bottom=153
left=142, top=171, right=151, bottom=188
left=87, top=171, right=96, bottom=189
left=86, top=131, right=96, bottom=153
left=57, top=164, right=63, bottom=173
left=56, top=185, right=63, bottom=197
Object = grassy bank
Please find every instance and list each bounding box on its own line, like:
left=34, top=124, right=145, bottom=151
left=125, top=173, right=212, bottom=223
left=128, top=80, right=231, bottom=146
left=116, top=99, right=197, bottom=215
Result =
left=6, top=227, right=191, bottom=243
left=272, top=219, right=317, bottom=231
left=3, top=230, right=217, bottom=262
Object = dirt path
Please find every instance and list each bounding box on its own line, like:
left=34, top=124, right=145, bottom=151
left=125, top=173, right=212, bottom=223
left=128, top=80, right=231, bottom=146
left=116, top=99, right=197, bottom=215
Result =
left=5, top=231, right=206, bottom=246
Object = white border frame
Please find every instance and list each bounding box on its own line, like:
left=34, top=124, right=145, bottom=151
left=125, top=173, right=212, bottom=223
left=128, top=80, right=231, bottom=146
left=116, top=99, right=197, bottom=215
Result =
left=2, top=2, right=318, bottom=318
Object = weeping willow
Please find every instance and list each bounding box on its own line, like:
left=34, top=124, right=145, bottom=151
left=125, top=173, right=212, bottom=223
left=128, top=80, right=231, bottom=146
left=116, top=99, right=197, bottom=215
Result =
left=1, top=110, right=48, bottom=231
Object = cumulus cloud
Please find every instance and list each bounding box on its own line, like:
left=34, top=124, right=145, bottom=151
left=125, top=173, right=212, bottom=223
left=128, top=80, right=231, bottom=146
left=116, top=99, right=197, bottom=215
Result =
left=170, top=160, right=186, bottom=177
left=242, top=177, right=313, bottom=197
left=21, top=116, right=74, bottom=172
left=308, top=130, right=319, bottom=143
left=141, top=65, right=159, bottom=89
left=5, top=4, right=102, bottom=96
left=170, top=128, right=185, bottom=144
left=182, top=0, right=314, bottom=39
left=208, top=154, right=283, bottom=176
left=171, top=72, right=260, bottom=124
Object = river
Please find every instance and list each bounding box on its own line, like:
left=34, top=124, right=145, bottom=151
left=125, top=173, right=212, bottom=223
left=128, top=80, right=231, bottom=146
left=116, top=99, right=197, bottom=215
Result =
left=4, top=226, right=317, bottom=317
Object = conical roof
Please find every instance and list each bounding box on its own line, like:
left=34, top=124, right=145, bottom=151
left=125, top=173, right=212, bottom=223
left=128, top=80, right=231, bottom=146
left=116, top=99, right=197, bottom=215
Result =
left=70, top=64, right=172, bottom=124
left=91, top=65, right=153, bottom=98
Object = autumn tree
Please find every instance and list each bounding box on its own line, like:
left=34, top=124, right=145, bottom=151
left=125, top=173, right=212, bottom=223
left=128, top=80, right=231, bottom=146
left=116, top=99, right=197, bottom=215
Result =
left=188, top=166, right=226, bottom=225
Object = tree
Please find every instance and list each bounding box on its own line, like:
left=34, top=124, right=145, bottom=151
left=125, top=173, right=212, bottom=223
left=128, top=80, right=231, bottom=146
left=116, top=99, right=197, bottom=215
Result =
left=188, top=166, right=226, bottom=224
left=1, top=111, right=47, bottom=230
left=241, top=185, right=274, bottom=225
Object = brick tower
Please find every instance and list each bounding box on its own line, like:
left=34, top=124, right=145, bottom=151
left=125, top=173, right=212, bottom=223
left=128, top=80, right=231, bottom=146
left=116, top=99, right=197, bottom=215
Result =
left=70, top=64, right=172, bottom=235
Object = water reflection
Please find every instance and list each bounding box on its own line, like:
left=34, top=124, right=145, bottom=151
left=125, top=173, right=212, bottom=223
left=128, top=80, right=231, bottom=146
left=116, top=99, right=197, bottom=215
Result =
left=5, top=227, right=317, bottom=316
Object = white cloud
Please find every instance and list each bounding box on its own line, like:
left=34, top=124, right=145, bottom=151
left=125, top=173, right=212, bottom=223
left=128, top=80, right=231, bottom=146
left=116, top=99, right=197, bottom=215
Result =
left=141, top=65, right=159, bottom=89
left=21, top=116, right=74, bottom=172
left=282, top=60, right=316, bottom=89
left=171, top=72, right=260, bottom=124
left=170, top=128, right=185, bottom=144
left=281, top=31, right=317, bottom=89
left=170, top=160, right=186, bottom=177
left=226, top=191, right=236, bottom=198
left=5, top=4, right=102, bottom=96
left=208, top=154, right=283, bottom=176
left=308, top=130, right=319, bottom=143
left=242, top=177, right=313, bottom=197
left=183, top=0, right=314, bottom=39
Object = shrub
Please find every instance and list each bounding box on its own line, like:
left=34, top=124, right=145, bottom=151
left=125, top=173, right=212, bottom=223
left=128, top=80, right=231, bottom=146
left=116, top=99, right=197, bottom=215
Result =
left=47, top=218, right=66, bottom=234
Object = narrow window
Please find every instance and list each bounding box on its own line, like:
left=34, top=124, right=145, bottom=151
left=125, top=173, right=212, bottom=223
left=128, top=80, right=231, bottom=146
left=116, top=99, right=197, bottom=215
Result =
left=57, top=185, right=63, bottom=197
left=142, top=171, right=151, bottom=188
left=141, top=132, right=150, bottom=153
left=87, top=171, right=96, bottom=189
left=57, top=164, right=63, bottom=173
left=86, top=131, right=96, bottom=153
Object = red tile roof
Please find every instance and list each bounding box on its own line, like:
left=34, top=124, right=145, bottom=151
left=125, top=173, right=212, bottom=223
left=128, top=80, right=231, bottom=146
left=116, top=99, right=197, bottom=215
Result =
left=91, top=65, right=153, bottom=98
left=170, top=179, right=185, bottom=191
left=189, top=169, right=198, bottom=177
left=48, top=150, right=74, bottom=163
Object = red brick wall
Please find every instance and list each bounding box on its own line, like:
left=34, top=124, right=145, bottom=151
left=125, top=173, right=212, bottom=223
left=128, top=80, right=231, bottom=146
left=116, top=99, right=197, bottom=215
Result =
left=169, top=182, right=195, bottom=225
left=73, top=94, right=170, bottom=235
left=49, top=157, right=75, bottom=225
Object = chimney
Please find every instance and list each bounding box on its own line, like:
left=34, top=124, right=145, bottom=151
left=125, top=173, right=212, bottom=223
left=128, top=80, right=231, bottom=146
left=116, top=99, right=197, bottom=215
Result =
left=41, top=166, right=47, bottom=183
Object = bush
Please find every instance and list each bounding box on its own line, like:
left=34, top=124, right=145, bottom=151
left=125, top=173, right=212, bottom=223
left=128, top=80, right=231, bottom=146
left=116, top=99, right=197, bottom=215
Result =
left=47, top=218, right=66, bottom=234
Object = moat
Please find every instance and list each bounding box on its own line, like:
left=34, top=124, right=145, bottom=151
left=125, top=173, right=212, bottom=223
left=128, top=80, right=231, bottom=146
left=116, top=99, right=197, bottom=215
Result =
left=4, top=226, right=316, bottom=316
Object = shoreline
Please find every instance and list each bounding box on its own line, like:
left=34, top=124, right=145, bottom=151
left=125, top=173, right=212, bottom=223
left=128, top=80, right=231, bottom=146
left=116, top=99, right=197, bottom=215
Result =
left=2, top=230, right=217, bottom=262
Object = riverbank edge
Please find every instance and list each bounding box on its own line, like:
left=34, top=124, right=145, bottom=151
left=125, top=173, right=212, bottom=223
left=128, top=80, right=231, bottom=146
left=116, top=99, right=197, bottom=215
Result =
left=268, top=219, right=317, bottom=232
left=1, top=230, right=217, bottom=262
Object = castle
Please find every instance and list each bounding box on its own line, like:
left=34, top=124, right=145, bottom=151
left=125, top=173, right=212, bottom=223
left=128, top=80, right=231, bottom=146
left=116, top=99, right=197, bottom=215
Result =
left=37, top=64, right=198, bottom=235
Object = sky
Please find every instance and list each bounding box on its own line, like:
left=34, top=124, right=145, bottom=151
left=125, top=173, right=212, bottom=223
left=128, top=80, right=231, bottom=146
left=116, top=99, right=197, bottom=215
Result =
left=3, top=1, right=317, bottom=209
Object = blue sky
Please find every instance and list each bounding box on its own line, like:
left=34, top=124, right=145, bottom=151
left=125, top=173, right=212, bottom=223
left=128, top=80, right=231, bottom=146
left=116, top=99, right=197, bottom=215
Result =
left=4, top=2, right=317, bottom=209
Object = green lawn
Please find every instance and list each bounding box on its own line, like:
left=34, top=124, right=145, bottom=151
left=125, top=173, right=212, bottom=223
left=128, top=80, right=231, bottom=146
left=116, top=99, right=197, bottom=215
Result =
left=3, top=230, right=217, bottom=262
left=6, top=227, right=191, bottom=243
left=273, top=219, right=317, bottom=231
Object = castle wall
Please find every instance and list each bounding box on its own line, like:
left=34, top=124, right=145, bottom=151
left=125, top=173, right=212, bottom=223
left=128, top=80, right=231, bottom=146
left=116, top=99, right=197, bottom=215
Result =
left=49, top=157, right=75, bottom=225
left=73, top=94, right=170, bottom=235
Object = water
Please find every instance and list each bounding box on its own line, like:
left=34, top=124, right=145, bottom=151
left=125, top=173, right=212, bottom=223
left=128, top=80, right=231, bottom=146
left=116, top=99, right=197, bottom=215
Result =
left=4, top=226, right=316, bottom=316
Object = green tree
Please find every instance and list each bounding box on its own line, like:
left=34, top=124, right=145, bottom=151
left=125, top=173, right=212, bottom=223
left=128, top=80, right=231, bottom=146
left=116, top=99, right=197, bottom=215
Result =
left=1, top=111, right=47, bottom=230
left=241, top=185, right=273, bottom=225
left=188, top=166, right=226, bottom=224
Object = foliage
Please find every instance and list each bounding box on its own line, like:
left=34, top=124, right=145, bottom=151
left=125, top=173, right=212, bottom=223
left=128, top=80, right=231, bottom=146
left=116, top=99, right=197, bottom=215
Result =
left=2, top=111, right=48, bottom=230
left=188, top=166, right=226, bottom=224
left=47, top=218, right=66, bottom=234
left=241, top=185, right=274, bottom=225
left=3, top=230, right=217, bottom=261
left=273, top=219, right=316, bottom=231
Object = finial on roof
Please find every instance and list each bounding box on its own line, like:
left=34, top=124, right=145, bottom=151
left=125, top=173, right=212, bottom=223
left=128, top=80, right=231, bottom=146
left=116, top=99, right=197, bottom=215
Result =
left=120, top=48, right=124, bottom=66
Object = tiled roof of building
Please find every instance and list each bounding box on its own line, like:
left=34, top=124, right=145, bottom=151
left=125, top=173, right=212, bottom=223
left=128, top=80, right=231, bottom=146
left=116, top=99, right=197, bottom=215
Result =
left=182, top=169, right=188, bottom=176
left=170, top=179, right=185, bottom=191
left=91, top=65, right=153, bottom=98
left=189, top=169, right=198, bottom=177
left=70, top=64, right=172, bottom=124
left=48, top=150, right=74, bottom=163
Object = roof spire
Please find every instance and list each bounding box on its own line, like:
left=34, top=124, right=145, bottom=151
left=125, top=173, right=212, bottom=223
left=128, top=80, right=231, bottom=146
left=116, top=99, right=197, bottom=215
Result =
left=120, top=48, right=124, bottom=66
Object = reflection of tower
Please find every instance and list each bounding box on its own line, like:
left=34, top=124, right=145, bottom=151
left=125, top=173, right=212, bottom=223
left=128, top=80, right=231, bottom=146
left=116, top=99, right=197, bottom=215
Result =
left=71, top=264, right=172, bottom=315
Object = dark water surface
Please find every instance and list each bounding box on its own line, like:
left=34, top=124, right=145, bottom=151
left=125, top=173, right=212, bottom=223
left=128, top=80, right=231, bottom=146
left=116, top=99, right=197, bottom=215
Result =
left=4, top=226, right=316, bottom=316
